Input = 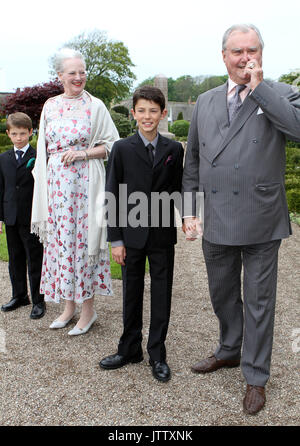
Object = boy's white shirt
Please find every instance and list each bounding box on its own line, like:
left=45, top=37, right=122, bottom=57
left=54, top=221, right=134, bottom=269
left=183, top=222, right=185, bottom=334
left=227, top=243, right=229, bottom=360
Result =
left=14, top=143, right=30, bottom=158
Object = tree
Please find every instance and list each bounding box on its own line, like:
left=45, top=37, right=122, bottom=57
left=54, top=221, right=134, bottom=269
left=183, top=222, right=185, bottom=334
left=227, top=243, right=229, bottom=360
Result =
left=3, top=80, right=63, bottom=128
left=167, top=77, right=177, bottom=101
left=136, top=77, right=155, bottom=87
left=171, top=75, right=196, bottom=102
left=137, top=74, right=229, bottom=102
left=50, top=30, right=136, bottom=106
left=197, top=75, right=228, bottom=95
left=279, top=70, right=300, bottom=87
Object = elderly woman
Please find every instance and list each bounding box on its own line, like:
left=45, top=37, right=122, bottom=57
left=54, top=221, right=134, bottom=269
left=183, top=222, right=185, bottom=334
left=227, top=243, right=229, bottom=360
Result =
left=31, top=48, right=119, bottom=335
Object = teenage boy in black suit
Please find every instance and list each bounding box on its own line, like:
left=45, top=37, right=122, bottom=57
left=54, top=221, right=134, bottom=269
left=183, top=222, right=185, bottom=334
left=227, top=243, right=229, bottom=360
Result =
left=100, top=86, right=184, bottom=382
left=0, top=112, right=45, bottom=319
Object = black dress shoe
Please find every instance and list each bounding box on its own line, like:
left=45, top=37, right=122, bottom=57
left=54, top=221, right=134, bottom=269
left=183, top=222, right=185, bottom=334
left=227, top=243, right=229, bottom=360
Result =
left=99, top=352, right=143, bottom=370
left=1, top=296, right=30, bottom=312
left=30, top=302, right=46, bottom=319
left=149, top=359, right=171, bottom=382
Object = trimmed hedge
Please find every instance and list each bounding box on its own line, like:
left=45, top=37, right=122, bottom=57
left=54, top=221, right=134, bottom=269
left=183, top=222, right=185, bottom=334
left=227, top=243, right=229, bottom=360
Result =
left=0, top=122, right=7, bottom=133
left=170, top=120, right=190, bottom=137
left=110, top=110, right=132, bottom=138
left=0, top=134, right=37, bottom=154
left=0, top=133, right=11, bottom=146
left=286, top=189, right=300, bottom=213
left=0, top=145, right=11, bottom=154
left=112, top=105, right=129, bottom=118
left=286, top=146, right=300, bottom=213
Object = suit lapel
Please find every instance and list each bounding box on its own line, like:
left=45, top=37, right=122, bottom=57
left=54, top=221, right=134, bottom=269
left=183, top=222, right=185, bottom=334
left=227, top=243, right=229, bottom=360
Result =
left=213, top=92, right=258, bottom=161
left=18, top=146, right=35, bottom=168
left=7, top=148, right=18, bottom=166
left=153, top=134, right=168, bottom=168
left=131, top=133, right=152, bottom=167
left=213, top=83, right=230, bottom=140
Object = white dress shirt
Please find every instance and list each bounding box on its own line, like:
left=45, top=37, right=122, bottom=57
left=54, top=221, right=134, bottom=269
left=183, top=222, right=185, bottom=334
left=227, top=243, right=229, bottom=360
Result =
left=14, top=143, right=30, bottom=160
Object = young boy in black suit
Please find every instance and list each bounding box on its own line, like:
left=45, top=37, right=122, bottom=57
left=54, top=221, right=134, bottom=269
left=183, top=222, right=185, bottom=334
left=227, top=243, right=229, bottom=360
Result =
left=100, top=86, right=184, bottom=382
left=0, top=112, right=45, bottom=319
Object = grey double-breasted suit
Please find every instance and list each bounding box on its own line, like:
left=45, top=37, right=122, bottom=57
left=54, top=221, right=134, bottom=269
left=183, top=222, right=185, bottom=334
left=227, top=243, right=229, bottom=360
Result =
left=182, top=80, right=300, bottom=386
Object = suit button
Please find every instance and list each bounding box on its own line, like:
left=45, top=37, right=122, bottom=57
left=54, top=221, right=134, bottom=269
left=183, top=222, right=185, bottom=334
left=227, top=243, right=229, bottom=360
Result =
left=16, top=186, right=19, bottom=190
left=212, top=162, right=217, bottom=167
left=212, top=189, right=217, bottom=194
left=252, top=139, right=258, bottom=144
left=233, top=191, right=239, bottom=195
left=234, top=164, right=239, bottom=169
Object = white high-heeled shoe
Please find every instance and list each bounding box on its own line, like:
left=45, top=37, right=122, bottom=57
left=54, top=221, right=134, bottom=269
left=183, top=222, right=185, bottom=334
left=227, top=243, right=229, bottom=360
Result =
left=49, top=310, right=76, bottom=329
left=68, top=311, right=98, bottom=336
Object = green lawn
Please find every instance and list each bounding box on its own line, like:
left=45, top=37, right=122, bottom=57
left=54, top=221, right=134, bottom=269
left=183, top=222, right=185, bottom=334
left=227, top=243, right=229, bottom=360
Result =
left=0, top=225, right=8, bottom=261
left=0, top=225, right=122, bottom=279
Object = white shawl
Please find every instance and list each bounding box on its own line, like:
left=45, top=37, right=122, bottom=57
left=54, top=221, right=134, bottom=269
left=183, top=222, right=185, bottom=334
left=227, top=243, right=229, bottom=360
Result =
left=31, top=91, right=119, bottom=264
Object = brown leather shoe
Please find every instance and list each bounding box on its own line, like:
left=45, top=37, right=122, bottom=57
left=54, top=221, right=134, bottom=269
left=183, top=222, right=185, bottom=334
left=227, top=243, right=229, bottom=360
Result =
left=191, top=355, right=240, bottom=373
left=243, top=385, right=266, bottom=415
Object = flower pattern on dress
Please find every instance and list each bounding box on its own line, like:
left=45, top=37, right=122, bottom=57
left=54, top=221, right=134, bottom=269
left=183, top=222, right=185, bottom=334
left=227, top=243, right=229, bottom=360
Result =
left=40, top=92, right=112, bottom=303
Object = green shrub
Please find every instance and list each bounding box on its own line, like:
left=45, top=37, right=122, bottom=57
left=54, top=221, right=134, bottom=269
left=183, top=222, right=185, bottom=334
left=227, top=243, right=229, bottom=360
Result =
left=170, top=120, right=190, bottom=137
left=0, top=133, right=10, bottom=146
left=177, top=111, right=183, bottom=120
left=286, top=189, right=300, bottom=213
left=285, top=176, right=300, bottom=191
left=112, top=105, right=129, bottom=117
left=286, top=140, right=300, bottom=149
left=0, top=145, right=11, bottom=154
left=285, top=167, right=300, bottom=177
left=0, top=121, right=6, bottom=133
left=110, top=110, right=132, bottom=138
left=30, top=135, right=37, bottom=149
left=286, top=146, right=300, bottom=165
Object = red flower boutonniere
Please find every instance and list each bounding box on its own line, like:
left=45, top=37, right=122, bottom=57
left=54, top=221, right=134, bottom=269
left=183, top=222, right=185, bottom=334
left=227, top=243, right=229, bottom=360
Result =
left=164, top=155, right=172, bottom=166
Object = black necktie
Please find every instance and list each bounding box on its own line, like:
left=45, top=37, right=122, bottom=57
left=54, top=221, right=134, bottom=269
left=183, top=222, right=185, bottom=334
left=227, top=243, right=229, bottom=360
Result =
left=147, top=143, right=154, bottom=165
left=16, top=150, right=23, bottom=165
left=228, top=84, right=247, bottom=124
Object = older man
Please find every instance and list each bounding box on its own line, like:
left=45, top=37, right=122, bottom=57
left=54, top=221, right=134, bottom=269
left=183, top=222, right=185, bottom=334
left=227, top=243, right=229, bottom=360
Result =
left=182, top=24, right=300, bottom=414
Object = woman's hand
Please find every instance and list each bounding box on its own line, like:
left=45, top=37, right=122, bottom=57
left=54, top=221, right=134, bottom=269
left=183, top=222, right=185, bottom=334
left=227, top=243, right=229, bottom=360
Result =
left=61, top=150, right=86, bottom=166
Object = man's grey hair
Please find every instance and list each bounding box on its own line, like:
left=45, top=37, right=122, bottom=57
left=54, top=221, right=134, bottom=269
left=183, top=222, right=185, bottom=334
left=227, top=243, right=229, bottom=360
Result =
left=53, top=48, right=86, bottom=74
left=222, top=24, right=264, bottom=51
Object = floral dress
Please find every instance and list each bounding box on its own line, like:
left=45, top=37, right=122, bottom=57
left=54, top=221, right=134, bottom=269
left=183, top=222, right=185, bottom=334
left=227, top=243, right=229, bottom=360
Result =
left=40, top=92, right=112, bottom=303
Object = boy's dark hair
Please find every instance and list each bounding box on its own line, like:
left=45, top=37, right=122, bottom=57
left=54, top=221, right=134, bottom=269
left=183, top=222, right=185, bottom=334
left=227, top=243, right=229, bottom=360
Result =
left=133, top=86, right=166, bottom=112
left=6, top=112, right=32, bottom=131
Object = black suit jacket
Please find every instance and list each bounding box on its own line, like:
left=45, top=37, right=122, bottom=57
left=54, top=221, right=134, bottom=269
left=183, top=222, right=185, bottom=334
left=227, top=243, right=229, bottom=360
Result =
left=106, top=133, right=184, bottom=249
left=0, top=145, right=36, bottom=226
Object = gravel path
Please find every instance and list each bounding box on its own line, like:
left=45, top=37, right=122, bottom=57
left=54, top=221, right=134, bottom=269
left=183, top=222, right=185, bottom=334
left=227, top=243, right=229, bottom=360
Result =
left=0, top=224, right=299, bottom=426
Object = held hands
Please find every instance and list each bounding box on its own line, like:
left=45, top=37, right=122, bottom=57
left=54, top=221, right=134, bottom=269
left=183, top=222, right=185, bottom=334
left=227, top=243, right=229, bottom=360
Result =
left=61, top=145, right=106, bottom=166
left=61, top=150, right=87, bottom=166
left=245, top=59, right=263, bottom=91
left=111, top=246, right=126, bottom=266
left=182, top=217, right=203, bottom=241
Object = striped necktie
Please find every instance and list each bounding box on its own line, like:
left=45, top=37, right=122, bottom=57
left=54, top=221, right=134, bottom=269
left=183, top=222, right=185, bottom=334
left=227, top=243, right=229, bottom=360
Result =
left=16, top=150, right=23, bottom=165
left=228, top=84, right=247, bottom=124
left=147, top=143, right=154, bottom=165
